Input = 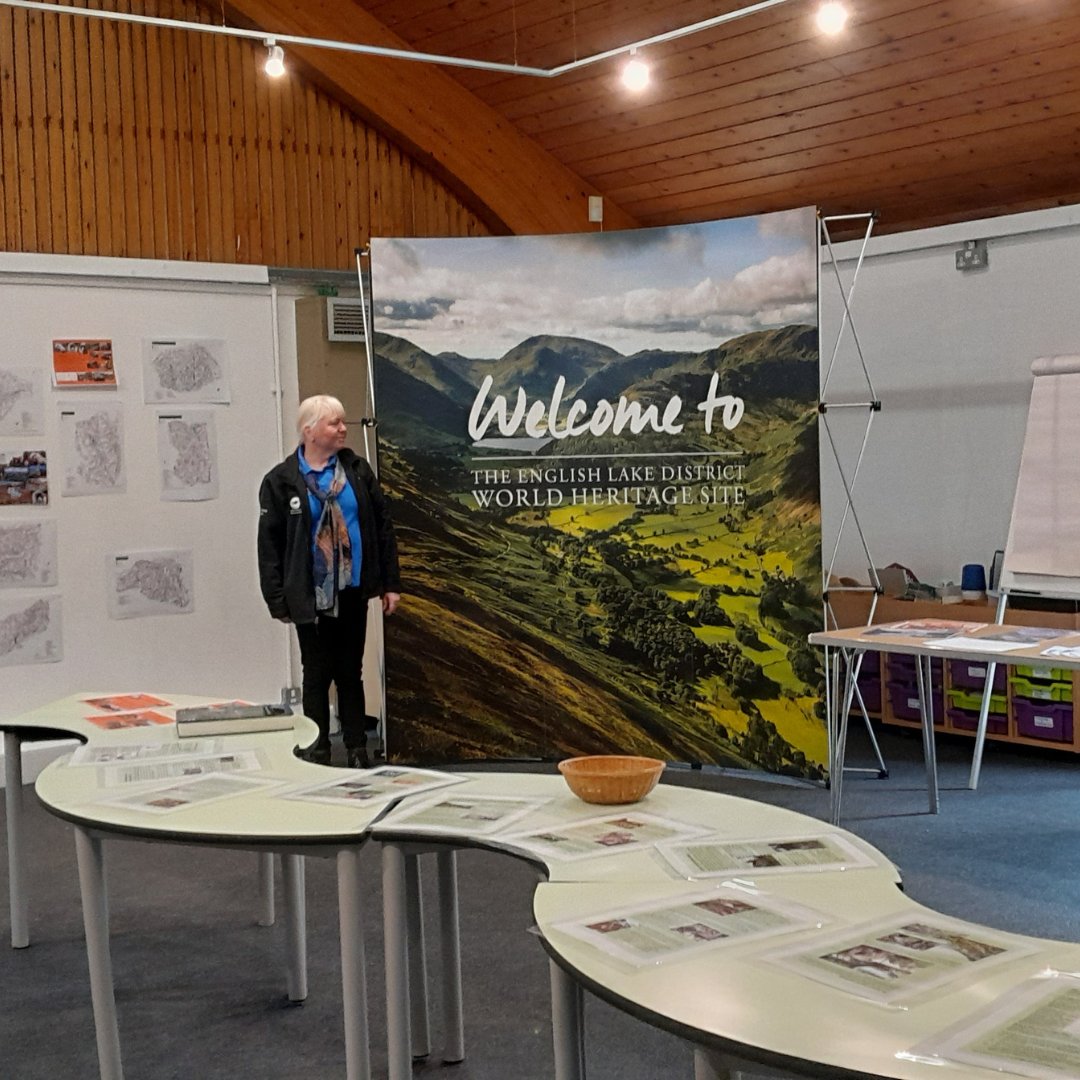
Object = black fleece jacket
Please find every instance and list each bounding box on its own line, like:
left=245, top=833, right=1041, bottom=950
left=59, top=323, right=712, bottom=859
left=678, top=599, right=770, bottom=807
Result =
left=257, top=447, right=401, bottom=624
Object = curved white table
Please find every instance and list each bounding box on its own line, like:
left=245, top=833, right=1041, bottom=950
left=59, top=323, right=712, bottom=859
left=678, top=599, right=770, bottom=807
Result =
left=371, top=773, right=901, bottom=1080
left=23, top=712, right=1080, bottom=1080
left=372, top=772, right=1080, bottom=1080
left=2, top=692, right=319, bottom=948
left=27, top=694, right=387, bottom=1080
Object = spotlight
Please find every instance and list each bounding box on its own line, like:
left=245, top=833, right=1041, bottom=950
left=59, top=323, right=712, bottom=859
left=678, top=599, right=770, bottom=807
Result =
left=621, top=49, right=650, bottom=92
left=815, top=2, right=849, bottom=35
left=264, top=39, right=286, bottom=77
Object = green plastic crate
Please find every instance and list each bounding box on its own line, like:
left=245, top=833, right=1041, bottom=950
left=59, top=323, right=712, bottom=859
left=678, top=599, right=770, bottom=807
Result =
left=1014, top=663, right=1070, bottom=682
left=1009, top=676, right=1073, bottom=703
left=947, top=688, right=1007, bottom=713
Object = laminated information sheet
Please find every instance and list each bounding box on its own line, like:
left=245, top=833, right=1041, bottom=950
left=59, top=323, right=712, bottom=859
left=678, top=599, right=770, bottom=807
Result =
left=760, top=914, right=1035, bottom=1005
left=69, top=740, right=225, bottom=766
left=97, top=772, right=281, bottom=814
left=910, top=974, right=1080, bottom=1080
left=280, top=766, right=464, bottom=808
left=381, top=793, right=552, bottom=835
left=656, top=833, right=877, bottom=879
left=500, top=811, right=709, bottom=863
left=549, top=885, right=825, bottom=968
left=97, top=749, right=265, bottom=788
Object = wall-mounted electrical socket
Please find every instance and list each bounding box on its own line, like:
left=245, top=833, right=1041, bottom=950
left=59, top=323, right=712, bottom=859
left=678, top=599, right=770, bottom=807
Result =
left=955, top=239, right=989, bottom=271
left=281, top=686, right=302, bottom=705
left=588, top=195, right=604, bottom=223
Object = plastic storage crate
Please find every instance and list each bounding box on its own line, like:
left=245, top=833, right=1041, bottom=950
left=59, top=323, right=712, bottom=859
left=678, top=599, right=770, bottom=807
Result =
left=1009, top=676, right=1073, bottom=703
left=947, top=688, right=1008, bottom=713
left=852, top=674, right=881, bottom=713
left=887, top=681, right=945, bottom=724
left=1014, top=663, right=1070, bottom=682
left=947, top=707, right=1008, bottom=736
left=1013, top=699, right=1073, bottom=743
left=885, top=654, right=944, bottom=684
left=948, top=659, right=1007, bottom=692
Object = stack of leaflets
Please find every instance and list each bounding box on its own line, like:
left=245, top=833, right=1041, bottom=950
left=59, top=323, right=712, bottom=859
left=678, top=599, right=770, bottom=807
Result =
left=175, top=701, right=293, bottom=738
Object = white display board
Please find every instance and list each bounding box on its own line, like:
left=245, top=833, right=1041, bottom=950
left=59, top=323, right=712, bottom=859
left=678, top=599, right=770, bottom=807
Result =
left=0, top=255, right=294, bottom=719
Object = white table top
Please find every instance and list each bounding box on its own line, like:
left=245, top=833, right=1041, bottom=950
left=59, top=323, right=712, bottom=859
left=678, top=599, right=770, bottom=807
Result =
left=29, top=692, right=385, bottom=846
left=533, top=875, right=1078, bottom=1080
left=371, top=772, right=898, bottom=885
left=810, top=620, right=1080, bottom=667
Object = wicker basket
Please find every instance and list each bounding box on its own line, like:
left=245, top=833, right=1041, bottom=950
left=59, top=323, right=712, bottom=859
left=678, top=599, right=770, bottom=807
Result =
left=557, top=755, right=665, bottom=805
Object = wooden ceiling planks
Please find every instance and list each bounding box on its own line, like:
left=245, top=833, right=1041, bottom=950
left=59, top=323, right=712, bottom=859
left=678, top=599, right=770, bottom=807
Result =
left=9, top=0, right=1072, bottom=248
left=362, top=0, right=1080, bottom=235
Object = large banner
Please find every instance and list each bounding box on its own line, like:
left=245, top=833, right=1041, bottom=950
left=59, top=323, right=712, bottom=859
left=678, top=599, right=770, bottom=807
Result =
left=370, top=209, right=824, bottom=778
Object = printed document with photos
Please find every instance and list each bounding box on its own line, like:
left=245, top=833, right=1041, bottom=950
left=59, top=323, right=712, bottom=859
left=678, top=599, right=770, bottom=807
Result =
left=760, top=914, right=1035, bottom=1004
left=911, top=974, right=1080, bottom=1080
left=68, top=740, right=226, bottom=766
left=381, top=793, right=551, bottom=835
left=96, top=748, right=265, bottom=788
left=83, top=693, right=172, bottom=713
left=97, top=772, right=282, bottom=814
left=280, top=765, right=464, bottom=807
left=549, top=885, right=825, bottom=968
left=657, top=833, right=877, bottom=879
left=500, top=811, right=709, bottom=862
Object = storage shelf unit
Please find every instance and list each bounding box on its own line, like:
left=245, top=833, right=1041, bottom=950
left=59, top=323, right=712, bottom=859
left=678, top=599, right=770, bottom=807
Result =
left=833, top=595, right=1080, bottom=754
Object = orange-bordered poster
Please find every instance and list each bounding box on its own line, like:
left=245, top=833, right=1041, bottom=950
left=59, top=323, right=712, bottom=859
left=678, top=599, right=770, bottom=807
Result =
left=52, top=338, right=116, bottom=388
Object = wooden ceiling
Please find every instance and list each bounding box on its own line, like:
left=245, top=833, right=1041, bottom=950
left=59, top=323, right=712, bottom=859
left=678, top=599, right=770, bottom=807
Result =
left=225, top=0, right=1080, bottom=237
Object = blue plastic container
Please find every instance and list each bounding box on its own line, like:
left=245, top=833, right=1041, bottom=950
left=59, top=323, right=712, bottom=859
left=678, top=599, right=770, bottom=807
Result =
left=961, top=563, right=987, bottom=592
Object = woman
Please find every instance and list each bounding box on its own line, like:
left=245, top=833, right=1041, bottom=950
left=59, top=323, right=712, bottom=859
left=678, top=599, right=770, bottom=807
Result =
left=258, top=395, right=401, bottom=767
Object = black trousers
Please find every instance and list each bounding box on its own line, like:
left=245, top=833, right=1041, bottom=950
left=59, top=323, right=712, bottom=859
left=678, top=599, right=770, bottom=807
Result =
left=295, top=587, right=369, bottom=750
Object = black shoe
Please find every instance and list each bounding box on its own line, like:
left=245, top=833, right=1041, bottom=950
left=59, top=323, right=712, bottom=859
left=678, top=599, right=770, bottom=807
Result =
left=346, top=748, right=371, bottom=769
left=299, top=742, right=332, bottom=766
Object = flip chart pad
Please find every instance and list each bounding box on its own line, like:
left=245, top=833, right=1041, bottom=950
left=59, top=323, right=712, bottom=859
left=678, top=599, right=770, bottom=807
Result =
left=1001, top=354, right=1080, bottom=595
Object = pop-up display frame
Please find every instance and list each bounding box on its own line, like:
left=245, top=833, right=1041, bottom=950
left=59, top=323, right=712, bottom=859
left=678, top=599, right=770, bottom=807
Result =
left=818, top=211, right=891, bottom=796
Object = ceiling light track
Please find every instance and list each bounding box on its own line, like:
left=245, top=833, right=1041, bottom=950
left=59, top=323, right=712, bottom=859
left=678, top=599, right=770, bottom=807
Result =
left=0, top=0, right=803, bottom=79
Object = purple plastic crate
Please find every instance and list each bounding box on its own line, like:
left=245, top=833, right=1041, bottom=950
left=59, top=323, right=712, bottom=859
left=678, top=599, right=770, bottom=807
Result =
left=887, top=681, right=945, bottom=725
left=886, top=655, right=943, bottom=691
left=947, top=706, right=1008, bottom=736
left=948, top=659, right=1007, bottom=693
left=886, top=654, right=917, bottom=677
left=851, top=675, right=881, bottom=713
left=1013, top=699, right=1074, bottom=743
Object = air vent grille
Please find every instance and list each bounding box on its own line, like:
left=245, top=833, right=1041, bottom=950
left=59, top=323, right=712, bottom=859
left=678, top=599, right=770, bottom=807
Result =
left=326, top=298, right=366, bottom=342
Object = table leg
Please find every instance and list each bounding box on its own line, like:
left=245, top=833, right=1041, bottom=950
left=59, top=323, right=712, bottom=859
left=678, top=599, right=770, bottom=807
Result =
left=405, top=852, right=431, bottom=1059
left=256, top=852, right=275, bottom=926
left=968, top=660, right=998, bottom=790
left=74, top=826, right=123, bottom=1080
left=280, top=854, right=307, bottom=1002
left=383, top=842, right=412, bottom=1080
left=916, top=655, right=940, bottom=814
left=436, top=849, right=464, bottom=1064
left=549, top=959, right=585, bottom=1080
left=693, top=1047, right=747, bottom=1080
left=829, top=649, right=857, bottom=826
left=4, top=730, right=28, bottom=948
left=337, top=849, right=371, bottom=1080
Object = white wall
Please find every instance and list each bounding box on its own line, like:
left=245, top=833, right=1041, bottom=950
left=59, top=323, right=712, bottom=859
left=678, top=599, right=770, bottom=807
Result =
left=0, top=254, right=298, bottom=729
left=820, top=205, right=1080, bottom=587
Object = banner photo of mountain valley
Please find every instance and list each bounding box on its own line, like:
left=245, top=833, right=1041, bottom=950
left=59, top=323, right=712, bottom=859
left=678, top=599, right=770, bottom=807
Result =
left=370, top=209, right=825, bottom=778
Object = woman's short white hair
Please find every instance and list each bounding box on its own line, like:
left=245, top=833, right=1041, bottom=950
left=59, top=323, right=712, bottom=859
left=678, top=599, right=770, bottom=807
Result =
left=297, top=395, right=345, bottom=438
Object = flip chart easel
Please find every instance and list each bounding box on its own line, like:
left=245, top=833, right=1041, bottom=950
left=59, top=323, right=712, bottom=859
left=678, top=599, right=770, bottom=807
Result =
left=969, top=354, right=1080, bottom=787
